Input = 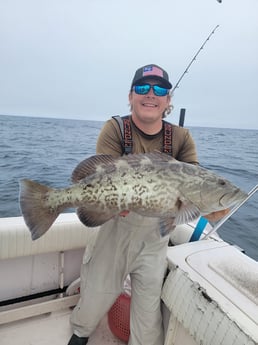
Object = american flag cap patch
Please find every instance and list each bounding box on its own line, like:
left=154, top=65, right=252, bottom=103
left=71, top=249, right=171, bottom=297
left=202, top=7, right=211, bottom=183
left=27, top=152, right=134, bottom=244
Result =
left=143, top=65, right=164, bottom=77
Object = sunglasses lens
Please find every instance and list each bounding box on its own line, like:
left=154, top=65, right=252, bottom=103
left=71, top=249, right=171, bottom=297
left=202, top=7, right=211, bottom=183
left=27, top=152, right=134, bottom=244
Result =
left=134, top=85, right=151, bottom=95
left=134, top=84, right=169, bottom=96
left=153, top=85, right=169, bottom=96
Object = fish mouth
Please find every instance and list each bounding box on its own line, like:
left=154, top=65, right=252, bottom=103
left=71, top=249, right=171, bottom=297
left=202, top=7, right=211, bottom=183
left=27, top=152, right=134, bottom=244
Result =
left=219, top=190, right=246, bottom=208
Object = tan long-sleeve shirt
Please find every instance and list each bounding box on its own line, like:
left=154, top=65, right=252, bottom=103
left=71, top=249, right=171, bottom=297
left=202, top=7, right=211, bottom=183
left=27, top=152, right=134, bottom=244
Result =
left=96, top=116, right=198, bottom=164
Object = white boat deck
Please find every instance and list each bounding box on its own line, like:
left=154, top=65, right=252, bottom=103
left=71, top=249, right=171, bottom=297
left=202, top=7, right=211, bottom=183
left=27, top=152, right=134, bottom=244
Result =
left=0, top=308, right=125, bottom=345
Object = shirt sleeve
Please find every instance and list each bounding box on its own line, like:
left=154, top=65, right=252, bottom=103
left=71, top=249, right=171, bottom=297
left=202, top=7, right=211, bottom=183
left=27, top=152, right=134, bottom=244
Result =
left=96, top=119, right=123, bottom=156
left=174, top=127, right=199, bottom=165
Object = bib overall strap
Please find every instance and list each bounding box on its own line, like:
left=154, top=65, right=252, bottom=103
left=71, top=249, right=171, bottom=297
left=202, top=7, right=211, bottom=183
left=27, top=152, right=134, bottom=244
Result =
left=112, top=116, right=173, bottom=156
left=112, top=115, right=133, bottom=154
left=163, top=121, right=173, bottom=155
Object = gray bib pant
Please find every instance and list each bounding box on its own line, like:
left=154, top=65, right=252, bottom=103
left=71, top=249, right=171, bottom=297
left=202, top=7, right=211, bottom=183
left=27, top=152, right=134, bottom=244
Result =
left=70, top=212, right=169, bottom=345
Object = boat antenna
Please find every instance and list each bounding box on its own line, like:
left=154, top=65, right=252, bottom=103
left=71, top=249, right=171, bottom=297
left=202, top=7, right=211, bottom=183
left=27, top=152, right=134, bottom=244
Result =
left=172, top=25, right=220, bottom=93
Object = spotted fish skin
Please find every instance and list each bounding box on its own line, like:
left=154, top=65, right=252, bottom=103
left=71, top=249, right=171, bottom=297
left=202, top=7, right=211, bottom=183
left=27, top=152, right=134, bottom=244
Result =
left=19, top=152, right=247, bottom=240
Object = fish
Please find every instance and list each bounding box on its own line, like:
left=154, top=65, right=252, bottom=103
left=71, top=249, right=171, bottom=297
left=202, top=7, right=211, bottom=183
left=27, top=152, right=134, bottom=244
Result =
left=19, top=152, right=247, bottom=240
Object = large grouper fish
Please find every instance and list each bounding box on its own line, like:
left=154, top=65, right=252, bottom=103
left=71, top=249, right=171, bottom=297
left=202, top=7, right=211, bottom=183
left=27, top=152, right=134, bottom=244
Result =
left=19, top=152, right=247, bottom=240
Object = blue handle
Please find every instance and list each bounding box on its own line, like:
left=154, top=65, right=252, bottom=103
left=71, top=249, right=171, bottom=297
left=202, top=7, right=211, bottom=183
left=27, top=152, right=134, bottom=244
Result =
left=189, top=217, right=208, bottom=242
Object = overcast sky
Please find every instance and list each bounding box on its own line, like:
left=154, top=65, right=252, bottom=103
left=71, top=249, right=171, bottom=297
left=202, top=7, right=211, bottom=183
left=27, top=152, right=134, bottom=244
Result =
left=0, top=0, right=258, bottom=129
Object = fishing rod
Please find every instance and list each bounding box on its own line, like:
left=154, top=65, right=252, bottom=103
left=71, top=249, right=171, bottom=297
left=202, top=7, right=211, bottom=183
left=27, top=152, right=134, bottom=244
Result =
left=202, top=184, right=258, bottom=240
left=172, top=25, right=220, bottom=94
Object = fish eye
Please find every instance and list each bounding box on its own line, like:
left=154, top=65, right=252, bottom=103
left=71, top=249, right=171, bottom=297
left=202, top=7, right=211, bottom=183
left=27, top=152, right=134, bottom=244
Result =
left=218, top=179, right=226, bottom=186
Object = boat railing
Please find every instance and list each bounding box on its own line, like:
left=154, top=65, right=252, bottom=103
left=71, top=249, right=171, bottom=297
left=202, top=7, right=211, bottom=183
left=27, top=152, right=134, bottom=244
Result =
left=0, top=213, right=99, bottom=260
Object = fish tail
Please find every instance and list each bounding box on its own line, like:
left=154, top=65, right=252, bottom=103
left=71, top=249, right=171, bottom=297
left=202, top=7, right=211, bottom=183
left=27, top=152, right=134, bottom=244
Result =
left=19, top=179, right=64, bottom=240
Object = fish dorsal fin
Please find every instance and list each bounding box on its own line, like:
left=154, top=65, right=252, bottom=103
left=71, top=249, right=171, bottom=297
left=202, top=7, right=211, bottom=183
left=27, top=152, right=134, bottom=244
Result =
left=174, top=201, right=201, bottom=225
left=151, top=150, right=174, bottom=161
left=118, top=152, right=178, bottom=169
left=72, top=152, right=176, bottom=183
left=149, top=151, right=178, bottom=163
left=76, top=206, right=114, bottom=227
left=127, top=151, right=176, bottom=163
left=72, top=154, right=116, bottom=182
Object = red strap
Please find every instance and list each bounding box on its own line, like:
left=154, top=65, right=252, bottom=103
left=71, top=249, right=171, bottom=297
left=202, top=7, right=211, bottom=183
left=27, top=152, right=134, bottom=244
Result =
left=123, top=117, right=133, bottom=154
left=163, top=122, right=173, bottom=155
left=113, top=116, right=172, bottom=155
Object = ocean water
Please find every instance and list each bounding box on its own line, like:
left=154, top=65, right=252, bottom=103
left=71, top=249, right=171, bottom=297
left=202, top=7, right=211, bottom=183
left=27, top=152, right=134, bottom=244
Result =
left=0, top=114, right=257, bottom=261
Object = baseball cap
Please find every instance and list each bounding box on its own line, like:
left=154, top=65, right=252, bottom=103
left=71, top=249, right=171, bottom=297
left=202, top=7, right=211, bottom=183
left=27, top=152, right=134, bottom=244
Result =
left=131, top=64, right=172, bottom=89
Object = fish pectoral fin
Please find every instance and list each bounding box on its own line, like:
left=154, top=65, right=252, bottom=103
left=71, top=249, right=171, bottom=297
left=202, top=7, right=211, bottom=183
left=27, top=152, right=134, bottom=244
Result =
left=159, top=217, right=176, bottom=237
left=174, top=202, right=200, bottom=225
left=77, top=207, right=114, bottom=227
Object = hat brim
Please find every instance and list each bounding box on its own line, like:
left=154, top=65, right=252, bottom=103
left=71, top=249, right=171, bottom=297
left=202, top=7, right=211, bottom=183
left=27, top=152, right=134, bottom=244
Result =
left=132, top=76, right=172, bottom=89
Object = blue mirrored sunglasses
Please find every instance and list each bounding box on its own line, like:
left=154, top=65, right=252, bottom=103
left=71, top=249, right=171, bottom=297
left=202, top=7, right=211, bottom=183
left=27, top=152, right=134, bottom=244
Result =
left=133, top=84, right=169, bottom=97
